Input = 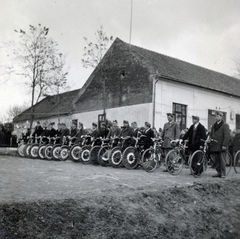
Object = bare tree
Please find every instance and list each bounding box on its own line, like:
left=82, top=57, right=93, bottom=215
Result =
left=7, top=103, right=29, bottom=121
left=82, top=26, right=114, bottom=116
left=14, top=24, right=68, bottom=129
left=82, top=26, right=114, bottom=68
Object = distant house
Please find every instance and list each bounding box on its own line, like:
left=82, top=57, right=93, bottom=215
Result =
left=14, top=37, right=240, bottom=133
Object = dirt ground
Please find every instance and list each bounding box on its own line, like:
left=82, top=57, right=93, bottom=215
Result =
left=1, top=156, right=240, bottom=239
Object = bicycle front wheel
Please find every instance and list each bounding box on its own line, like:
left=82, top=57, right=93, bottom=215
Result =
left=165, top=149, right=184, bottom=175
left=190, top=150, right=207, bottom=178
left=234, top=150, right=240, bottom=174
left=122, top=146, right=140, bottom=169
left=141, top=148, right=159, bottom=173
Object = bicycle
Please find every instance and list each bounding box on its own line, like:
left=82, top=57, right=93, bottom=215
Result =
left=122, top=135, right=146, bottom=169
left=165, top=139, right=189, bottom=175
left=109, top=136, right=132, bottom=168
left=58, top=136, right=77, bottom=161
left=141, top=138, right=164, bottom=173
left=190, top=139, right=232, bottom=178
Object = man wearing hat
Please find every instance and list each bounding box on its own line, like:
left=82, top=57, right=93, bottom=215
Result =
left=60, top=123, right=70, bottom=143
left=182, top=116, right=207, bottom=174
left=120, top=120, right=134, bottom=148
left=131, top=122, right=140, bottom=137
left=107, top=120, right=121, bottom=138
left=32, top=122, right=43, bottom=138
left=91, top=122, right=99, bottom=139
left=143, top=122, right=154, bottom=150
left=209, top=111, right=230, bottom=178
left=99, top=122, right=109, bottom=139
left=161, top=113, right=180, bottom=171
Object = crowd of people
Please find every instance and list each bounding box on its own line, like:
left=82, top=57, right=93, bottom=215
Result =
left=29, top=111, right=240, bottom=178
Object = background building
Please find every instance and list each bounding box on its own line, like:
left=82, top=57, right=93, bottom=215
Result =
left=14, top=38, right=240, bottom=133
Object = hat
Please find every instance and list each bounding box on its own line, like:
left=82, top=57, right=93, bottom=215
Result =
left=215, top=111, right=223, bottom=117
left=123, top=120, right=129, bottom=124
left=92, top=122, right=97, bottom=127
left=167, top=113, right=174, bottom=117
left=192, top=115, right=200, bottom=120
left=145, top=122, right=151, bottom=127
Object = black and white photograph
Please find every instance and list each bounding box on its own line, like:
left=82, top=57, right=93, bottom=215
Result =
left=0, top=0, right=240, bottom=238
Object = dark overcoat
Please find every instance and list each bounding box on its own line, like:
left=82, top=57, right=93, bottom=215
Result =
left=144, top=128, right=154, bottom=149
left=120, top=126, right=134, bottom=137
left=209, top=121, right=230, bottom=152
left=182, top=123, right=207, bottom=152
left=161, top=122, right=180, bottom=148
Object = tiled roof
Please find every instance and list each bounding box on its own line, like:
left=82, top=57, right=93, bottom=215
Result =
left=121, top=38, right=240, bottom=97
left=13, top=89, right=80, bottom=122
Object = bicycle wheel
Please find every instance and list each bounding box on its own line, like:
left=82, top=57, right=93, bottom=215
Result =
left=81, top=145, right=91, bottom=164
left=234, top=150, right=240, bottom=174
left=98, top=146, right=110, bottom=167
left=38, top=145, right=46, bottom=159
left=221, top=151, right=232, bottom=176
left=44, top=144, right=53, bottom=160
left=165, top=149, right=184, bottom=175
left=51, top=145, right=61, bottom=160
left=23, top=144, right=32, bottom=157
left=190, top=150, right=207, bottom=178
left=59, top=146, right=70, bottom=161
left=122, top=146, right=140, bottom=169
left=30, top=144, right=39, bottom=159
left=109, top=146, right=123, bottom=167
left=17, top=144, right=26, bottom=157
left=141, top=148, right=159, bottom=173
left=70, top=145, right=82, bottom=162
left=89, top=146, right=101, bottom=165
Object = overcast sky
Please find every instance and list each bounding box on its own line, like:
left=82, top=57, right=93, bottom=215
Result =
left=1, top=0, right=240, bottom=121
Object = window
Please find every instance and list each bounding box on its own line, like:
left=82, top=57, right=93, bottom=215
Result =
left=172, top=103, right=187, bottom=130
left=236, top=114, right=240, bottom=130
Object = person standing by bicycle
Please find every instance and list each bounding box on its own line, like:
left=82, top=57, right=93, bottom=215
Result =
left=182, top=116, right=207, bottom=173
left=209, top=111, right=230, bottom=178
left=161, top=113, right=180, bottom=172
left=143, top=122, right=154, bottom=150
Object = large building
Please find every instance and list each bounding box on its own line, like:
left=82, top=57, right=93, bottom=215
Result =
left=14, top=38, right=240, bottom=132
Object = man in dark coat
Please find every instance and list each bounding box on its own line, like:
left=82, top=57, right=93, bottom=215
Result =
left=120, top=120, right=134, bottom=148
left=32, top=122, right=43, bottom=137
left=161, top=113, right=180, bottom=172
left=143, top=122, right=154, bottom=150
left=183, top=116, right=207, bottom=153
left=209, top=111, right=230, bottom=178
left=98, top=122, right=109, bottom=139
left=60, top=123, right=70, bottom=144
left=182, top=116, right=207, bottom=174
left=131, top=122, right=139, bottom=137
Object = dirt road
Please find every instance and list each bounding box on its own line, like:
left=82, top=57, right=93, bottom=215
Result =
left=1, top=156, right=240, bottom=238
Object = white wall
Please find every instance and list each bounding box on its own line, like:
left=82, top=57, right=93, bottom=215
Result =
left=73, top=103, right=153, bottom=129
left=155, top=80, right=240, bottom=130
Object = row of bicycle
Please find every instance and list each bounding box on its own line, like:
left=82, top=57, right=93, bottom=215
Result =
left=17, top=134, right=240, bottom=176
left=17, top=134, right=164, bottom=173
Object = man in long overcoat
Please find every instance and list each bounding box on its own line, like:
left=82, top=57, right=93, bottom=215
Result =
left=161, top=113, right=180, bottom=172
left=161, top=113, right=180, bottom=152
left=209, top=111, right=230, bottom=178
left=182, top=115, right=207, bottom=174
